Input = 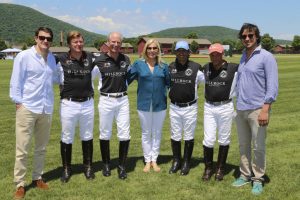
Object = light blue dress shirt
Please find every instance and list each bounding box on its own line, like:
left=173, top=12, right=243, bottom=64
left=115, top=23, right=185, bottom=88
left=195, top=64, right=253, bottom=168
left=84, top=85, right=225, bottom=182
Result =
left=9, top=46, right=61, bottom=114
left=128, top=59, right=170, bottom=112
left=236, top=45, right=278, bottom=110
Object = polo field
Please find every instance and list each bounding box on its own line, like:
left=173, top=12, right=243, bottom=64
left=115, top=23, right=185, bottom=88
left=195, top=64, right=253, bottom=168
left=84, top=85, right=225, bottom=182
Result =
left=0, top=54, right=299, bottom=200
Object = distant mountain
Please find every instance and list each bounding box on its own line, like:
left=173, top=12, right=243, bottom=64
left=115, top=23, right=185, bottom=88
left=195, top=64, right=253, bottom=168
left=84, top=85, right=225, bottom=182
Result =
left=148, top=26, right=292, bottom=45
left=0, top=3, right=105, bottom=46
left=0, top=4, right=292, bottom=47
left=149, top=26, right=239, bottom=42
left=274, top=39, right=292, bottom=45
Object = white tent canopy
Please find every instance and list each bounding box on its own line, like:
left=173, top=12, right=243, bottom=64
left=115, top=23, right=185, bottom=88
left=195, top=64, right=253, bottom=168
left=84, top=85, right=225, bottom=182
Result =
left=1, top=48, right=22, bottom=53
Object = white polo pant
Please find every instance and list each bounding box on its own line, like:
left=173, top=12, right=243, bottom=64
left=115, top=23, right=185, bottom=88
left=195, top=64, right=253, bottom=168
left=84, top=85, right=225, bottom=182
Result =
left=138, top=110, right=166, bottom=163
left=169, top=103, right=198, bottom=141
left=202, top=101, right=234, bottom=148
left=60, top=98, right=94, bottom=144
left=98, top=95, right=130, bottom=141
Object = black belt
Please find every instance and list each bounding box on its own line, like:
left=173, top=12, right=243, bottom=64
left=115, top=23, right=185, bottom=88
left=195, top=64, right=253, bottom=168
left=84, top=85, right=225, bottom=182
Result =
left=206, top=99, right=232, bottom=106
left=63, top=96, right=93, bottom=102
left=101, top=92, right=127, bottom=98
left=171, top=99, right=197, bottom=107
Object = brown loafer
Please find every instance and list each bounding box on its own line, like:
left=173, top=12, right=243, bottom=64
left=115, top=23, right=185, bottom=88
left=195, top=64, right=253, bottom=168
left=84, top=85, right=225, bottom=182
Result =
left=32, top=179, right=49, bottom=190
left=14, top=186, right=25, bottom=199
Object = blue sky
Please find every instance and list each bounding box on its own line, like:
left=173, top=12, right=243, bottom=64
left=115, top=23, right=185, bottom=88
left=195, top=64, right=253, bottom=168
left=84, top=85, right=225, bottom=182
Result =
left=1, top=0, right=299, bottom=40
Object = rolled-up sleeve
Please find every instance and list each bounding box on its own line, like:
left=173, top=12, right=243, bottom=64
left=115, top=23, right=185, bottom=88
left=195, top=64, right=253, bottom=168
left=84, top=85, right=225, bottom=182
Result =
left=264, top=55, right=278, bottom=103
left=127, top=61, right=138, bottom=85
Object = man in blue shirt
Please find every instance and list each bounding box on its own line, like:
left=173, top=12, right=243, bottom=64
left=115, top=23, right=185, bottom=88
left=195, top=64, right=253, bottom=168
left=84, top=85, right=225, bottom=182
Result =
left=232, top=23, right=278, bottom=195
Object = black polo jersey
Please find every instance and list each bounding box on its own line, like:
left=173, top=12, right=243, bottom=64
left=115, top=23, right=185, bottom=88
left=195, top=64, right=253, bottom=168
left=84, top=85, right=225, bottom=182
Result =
left=94, top=53, right=130, bottom=93
left=169, top=60, right=202, bottom=103
left=203, top=61, right=239, bottom=102
left=56, top=51, right=96, bottom=99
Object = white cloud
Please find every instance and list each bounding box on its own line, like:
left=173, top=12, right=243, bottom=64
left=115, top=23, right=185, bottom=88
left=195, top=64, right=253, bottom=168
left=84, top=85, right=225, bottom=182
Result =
left=0, top=0, right=13, bottom=3
left=110, top=0, right=147, bottom=2
left=57, top=15, right=83, bottom=25
left=152, top=10, right=170, bottom=23
left=11, top=2, right=178, bottom=37
left=88, top=16, right=115, bottom=26
left=135, top=0, right=146, bottom=3
left=273, top=33, right=295, bottom=41
left=85, top=8, right=154, bottom=36
left=56, top=14, right=125, bottom=35
left=135, top=8, right=141, bottom=14
left=55, top=7, right=180, bottom=37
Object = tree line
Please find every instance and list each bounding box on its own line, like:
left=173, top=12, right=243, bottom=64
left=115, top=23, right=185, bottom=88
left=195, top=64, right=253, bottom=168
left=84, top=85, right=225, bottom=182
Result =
left=1, top=33, right=300, bottom=54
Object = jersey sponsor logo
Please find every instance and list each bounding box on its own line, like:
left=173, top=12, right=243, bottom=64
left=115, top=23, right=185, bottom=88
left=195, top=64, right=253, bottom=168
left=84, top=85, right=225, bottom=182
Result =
left=171, top=78, right=192, bottom=84
left=104, top=62, right=111, bottom=68
left=185, top=68, right=192, bottom=76
left=206, top=70, right=211, bottom=77
left=171, top=68, right=177, bottom=73
left=66, top=69, right=91, bottom=76
left=206, top=81, right=226, bottom=87
left=83, top=59, right=89, bottom=67
left=66, top=60, right=73, bottom=65
left=120, top=61, right=127, bottom=68
left=93, top=53, right=101, bottom=57
left=220, top=70, right=227, bottom=78
left=104, top=71, right=126, bottom=77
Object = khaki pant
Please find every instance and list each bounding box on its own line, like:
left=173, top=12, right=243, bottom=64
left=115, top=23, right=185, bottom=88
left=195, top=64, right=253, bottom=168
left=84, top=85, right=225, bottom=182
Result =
left=14, top=105, right=52, bottom=188
left=236, top=109, right=268, bottom=181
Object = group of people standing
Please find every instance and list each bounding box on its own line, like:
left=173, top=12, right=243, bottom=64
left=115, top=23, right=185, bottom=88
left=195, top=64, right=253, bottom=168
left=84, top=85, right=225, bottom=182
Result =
left=9, top=22, right=278, bottom=199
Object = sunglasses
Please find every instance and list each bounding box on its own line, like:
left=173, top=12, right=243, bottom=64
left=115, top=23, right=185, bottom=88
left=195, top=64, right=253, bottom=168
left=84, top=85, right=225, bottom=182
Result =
left=147, top=47, right=158, bottom=51
left=241, top=34, right=254, bottom=40
left=38, top=36, right=53, bottom=42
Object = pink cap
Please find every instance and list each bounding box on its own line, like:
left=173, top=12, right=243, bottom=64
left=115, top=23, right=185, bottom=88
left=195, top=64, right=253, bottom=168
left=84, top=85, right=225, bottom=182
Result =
left=208, top=43, right=224, bottom=54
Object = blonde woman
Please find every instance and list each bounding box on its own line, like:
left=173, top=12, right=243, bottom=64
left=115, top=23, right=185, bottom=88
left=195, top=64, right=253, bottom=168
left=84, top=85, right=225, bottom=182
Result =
left=128, top=39, right=170, bottom=172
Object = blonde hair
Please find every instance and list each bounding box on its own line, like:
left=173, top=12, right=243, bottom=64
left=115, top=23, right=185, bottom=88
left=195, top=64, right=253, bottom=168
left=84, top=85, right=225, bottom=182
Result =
left=142, top=39, right=163, bottom=66
left=67, top=31, right=83, bottom=44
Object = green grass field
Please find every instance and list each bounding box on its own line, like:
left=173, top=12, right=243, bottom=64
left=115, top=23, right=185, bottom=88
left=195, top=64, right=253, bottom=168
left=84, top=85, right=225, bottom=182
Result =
left=0, top=54, right=299, bottom=200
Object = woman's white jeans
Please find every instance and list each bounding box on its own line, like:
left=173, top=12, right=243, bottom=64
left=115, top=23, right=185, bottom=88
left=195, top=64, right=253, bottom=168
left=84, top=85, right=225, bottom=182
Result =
left=138, top=110, right=166, bottom=163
